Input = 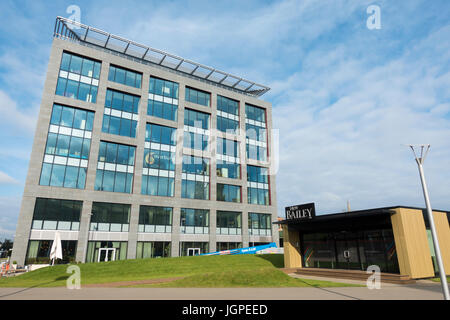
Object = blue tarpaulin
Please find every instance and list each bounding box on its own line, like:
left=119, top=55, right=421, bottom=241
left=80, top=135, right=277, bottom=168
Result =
left=200, top=242, right=277, bottom=256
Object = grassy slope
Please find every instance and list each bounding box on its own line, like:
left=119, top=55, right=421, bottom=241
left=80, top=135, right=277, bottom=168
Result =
left=129, top=268, right=359, bottom=288
left=0, top=254, right=358, bottom=288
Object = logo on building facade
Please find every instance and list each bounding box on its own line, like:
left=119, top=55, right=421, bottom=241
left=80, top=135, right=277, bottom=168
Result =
left=285, top=203, right=316, bottom=220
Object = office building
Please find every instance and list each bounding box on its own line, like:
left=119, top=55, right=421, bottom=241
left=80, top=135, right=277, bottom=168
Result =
left=11, top=17, right=278, bottom=264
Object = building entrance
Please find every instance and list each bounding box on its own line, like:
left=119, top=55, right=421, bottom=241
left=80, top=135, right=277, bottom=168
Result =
left=335, top=233, right=361, bottom=270
left=187, top=248, right=201, bottom=256
left=98, top=248, right=116, bottom=262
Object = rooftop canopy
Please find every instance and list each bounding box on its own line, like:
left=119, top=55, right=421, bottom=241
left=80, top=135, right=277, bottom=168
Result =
left=275, top=205, right=450, bottom=233
left=54, top=16, right=270, bottom=97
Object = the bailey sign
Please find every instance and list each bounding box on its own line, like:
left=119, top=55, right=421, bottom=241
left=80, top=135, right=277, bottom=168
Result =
left=285, top=203, right=316, bottom=220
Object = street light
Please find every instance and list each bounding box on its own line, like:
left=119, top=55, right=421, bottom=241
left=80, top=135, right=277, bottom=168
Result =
left=408, top=144, right=449, bottom=300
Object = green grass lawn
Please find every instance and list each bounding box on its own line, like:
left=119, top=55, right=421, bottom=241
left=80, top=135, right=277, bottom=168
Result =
left=126, top=268, right=360, bottom=288
left=0, top=254, right=358, bottom=288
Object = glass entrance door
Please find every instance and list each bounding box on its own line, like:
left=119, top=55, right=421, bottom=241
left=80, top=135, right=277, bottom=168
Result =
left=335, top=234, right=361, bottom=270
left=98, top=248, right=116, bottom=262
left=187, top=248, right=200, bottom=256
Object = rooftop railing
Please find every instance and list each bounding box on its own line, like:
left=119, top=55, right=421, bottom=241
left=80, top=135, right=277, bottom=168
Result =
left=54, top=16, right=270, bottom=97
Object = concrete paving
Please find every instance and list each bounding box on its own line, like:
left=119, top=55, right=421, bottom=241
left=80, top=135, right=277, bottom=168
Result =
left=0, top=281, right=446, bottom=300
left=287, top=273, right=374, bottom=286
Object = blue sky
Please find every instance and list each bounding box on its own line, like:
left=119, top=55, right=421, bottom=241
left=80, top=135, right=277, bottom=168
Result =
left=0, top=0, right=449, bottom=240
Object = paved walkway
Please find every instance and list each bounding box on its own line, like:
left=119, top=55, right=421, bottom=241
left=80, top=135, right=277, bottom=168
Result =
left=0, top=281, right=445, bottom=300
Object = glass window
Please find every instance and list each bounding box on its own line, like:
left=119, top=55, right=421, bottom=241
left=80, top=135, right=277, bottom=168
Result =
left=96, top=142, right=135, bottom=193
left=77, top=167, right=86, bottom=189
left=68, top=136, right=83, bottom=158
left=60, top=53, right=71, bottom=71
left=63, top=166, right=79, bottom=188
left=217, top=211, right=242, bottom=229
left=109, top=116, right=121, bottom=135
left=154, top=78, right=163, bottom=96
left=180, top=209, right=209, bottom=228
left=217, top=184, right=241, bottom=203
left=217, top=138, right=239, bottom=157
left=69, top=55, right=82, bottom=74
left=73, top=109, right=87, bottom=130
left=123, top=94, right=133, bottom=113
left=77, top=83, right=91, bottom=103
left=139, top=206, right=172, bottom=226
left=91, top=202, right=130, bottom=232
left=105, top=142, right=118, bottom=163
left=249, top=213, right=271, bottom=231
left=181, top=179, right=208, bottom=200
left=186, top=87, right=210, bottom=107
left=216, top=160, right=240, bottom=179
left=246, top=166, right=270, bottom=205
left=119, top=118, right=132, bottom=137
left=86, top=112, right=95, bottom=131
left=55, top=134, right=70, bottom=156
left=40, top=106, right=93, bottom=190
left=105, top=90, right=112, bottom=107
left=26, top=240, right=77, bottom=264
left=218, top=95, right=239, bottom=115
left=103, top=171, right=115, bottom=192
left=81, top=59, right=94, bottom=77
left=57, top=53, right=100, bottom=102
left=55, top=78, right=67, bottom=96
left=45, top=133, right=57, bottom=155
left=150, top=123, right=162, bottom=142
left=50, top=105, right=62, bottom=125
left=61, top=107, right=75, bottom=127
left=125, top=71, right=135, bottom=87
left=137, top=242, right=171, bottom=258
left=136, top=74, right=142, bottom=89
left=182, top=156, right=209, bottom=175
left=217, top=116, right=239, bottom=134
left=148, top=176, right=158, bottom=195
left=39, top=163, right=52, bottom=186
left=49, top=164, right=65, bottom=187
left=102, top=90, right=139, bottom=138
left=90, top=86, right=98, bottom=103
left=247, top=165, right=268, bottom=183
left=115, top=68, right=126, bottom=84
left=246, top=104, right=266, bottom=123
left=142, top=127, right=177, bottom=196
left=66, top=80, right=79, bottom=99
left=107, top=89, right=139, bottom=114
left=112, top=91, right=124, bottom=110
left=93, top=62, right=101, bottom=79
left=184, top=108, right=209, bottom=129
left=108, top=66, right=116, bottom=81
left=148, top=77, right=178, bottom=121
left=114, top=172, right=126, bottom=193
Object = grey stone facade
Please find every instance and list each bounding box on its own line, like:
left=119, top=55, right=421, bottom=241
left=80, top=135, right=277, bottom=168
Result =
left=11, top=35, right=278, bottom=265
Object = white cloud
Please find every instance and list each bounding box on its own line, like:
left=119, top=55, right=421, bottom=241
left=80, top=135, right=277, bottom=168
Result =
left=0, top=171, right=19, bottom=185
left=0, top=90, right=38, bottom=134
left=272, top=23, right=450, bottom=215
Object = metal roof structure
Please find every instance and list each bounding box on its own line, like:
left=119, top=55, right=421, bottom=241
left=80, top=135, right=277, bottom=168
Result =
left=275, top=205, right=450, bottom=228
left=54, top=16, right=270, bottom=97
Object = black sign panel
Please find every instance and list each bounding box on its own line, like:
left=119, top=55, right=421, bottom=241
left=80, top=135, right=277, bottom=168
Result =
left=285, top=203, right=316, bottom=220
